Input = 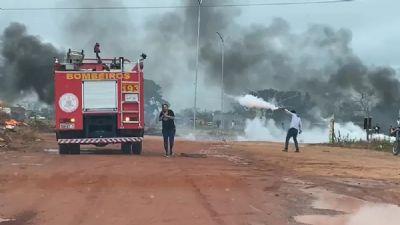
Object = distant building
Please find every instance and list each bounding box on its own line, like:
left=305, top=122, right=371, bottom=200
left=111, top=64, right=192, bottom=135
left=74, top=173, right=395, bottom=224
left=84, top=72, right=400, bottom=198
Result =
left=0, top=107, right=11, bottom=115
left=10, top=107, right=26, bottom=121
left=213, top=112, right=245, bottom=130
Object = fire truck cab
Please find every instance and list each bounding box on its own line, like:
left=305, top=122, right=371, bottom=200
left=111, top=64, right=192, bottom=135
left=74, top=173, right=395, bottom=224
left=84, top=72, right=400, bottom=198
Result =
left=54, top=49, right=145, bottom=155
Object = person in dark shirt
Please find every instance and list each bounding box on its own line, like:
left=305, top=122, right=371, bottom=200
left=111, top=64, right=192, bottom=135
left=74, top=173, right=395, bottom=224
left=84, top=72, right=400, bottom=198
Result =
left=159, top=104, right=176, bottom=157
left=374, top=123, right=381, bottom=134
left=94, top=42, right=101, bottom=63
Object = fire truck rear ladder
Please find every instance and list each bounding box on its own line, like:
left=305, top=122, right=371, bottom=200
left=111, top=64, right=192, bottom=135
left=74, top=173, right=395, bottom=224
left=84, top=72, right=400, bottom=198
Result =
left=120, top=80, right=141, bottom=128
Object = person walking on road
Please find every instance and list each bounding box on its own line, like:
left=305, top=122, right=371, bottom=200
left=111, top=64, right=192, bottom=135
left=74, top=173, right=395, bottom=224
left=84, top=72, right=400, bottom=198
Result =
left=281, top=108, right=302, bottom=152
left=159, top=104, right=176, bottom=157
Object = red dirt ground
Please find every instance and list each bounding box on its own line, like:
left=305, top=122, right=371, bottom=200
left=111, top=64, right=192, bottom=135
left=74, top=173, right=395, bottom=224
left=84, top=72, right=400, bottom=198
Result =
left=0, top=134, right=399, bottom=225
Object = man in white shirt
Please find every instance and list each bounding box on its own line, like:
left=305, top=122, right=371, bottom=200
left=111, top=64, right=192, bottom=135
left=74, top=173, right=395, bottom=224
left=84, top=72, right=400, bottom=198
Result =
left=281, top=108, right=302, bottom=152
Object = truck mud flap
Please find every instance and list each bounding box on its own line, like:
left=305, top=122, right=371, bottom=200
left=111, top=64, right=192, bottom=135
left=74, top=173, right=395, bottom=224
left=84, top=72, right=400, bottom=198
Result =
left=58, top=137, right=143, bottom=145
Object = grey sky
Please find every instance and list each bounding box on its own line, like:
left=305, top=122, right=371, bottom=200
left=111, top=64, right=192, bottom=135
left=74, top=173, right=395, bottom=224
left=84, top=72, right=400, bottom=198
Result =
left=1, top=0, right=399, bottom=66
left=0, top=0, right=399, bottom=110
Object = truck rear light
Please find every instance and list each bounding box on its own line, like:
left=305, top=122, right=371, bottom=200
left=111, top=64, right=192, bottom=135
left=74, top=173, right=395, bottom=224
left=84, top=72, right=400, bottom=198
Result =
left=59, top=118, right=76, bottom=129
left=60, top=118, right=76, bottom=123
left=123, top=115, right=139, bottom=123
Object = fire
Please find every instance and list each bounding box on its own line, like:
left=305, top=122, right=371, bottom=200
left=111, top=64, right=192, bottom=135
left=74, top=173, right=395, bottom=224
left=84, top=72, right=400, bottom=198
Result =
left=4, top=119, right=22, bottom=130
left=5, top=119, right=20, bottom=126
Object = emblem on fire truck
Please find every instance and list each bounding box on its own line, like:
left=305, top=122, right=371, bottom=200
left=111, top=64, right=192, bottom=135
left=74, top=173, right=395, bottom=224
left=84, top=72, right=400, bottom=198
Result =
left=59, top=93, right=79, bottom=113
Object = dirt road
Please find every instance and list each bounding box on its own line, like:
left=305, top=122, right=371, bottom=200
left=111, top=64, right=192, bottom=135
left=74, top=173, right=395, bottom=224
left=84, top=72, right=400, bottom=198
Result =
left=0, top=134, right=399, bottom=225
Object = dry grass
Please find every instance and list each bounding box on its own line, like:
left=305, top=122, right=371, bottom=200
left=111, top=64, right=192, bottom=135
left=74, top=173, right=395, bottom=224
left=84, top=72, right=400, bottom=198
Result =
left=320, top=139, right=393, bottom=153
left=0, top=126, right=41, bottom=151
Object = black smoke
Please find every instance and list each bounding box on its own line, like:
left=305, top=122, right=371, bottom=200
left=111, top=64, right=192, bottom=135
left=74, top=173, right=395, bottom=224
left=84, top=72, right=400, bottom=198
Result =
left=138, top=3, right=400, bottom=126
left=0, top=22, right=62, bottom=104
left=49, top=1, right=400, bottom=128
left=1, top=0, right=399, bottom=128
left=193, top=16, right=400, bottom=127
left=61, top=0, right=136, bottom=56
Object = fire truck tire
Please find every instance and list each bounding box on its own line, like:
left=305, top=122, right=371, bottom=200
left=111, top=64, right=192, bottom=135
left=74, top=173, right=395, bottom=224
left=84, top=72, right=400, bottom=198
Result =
left=121, top=143, right=132, bottom=154
left=132, top=142, right=142, bottom=155
left=59, top=144, right=69, bottom=154
left=70, top=144, right=80, bottom=154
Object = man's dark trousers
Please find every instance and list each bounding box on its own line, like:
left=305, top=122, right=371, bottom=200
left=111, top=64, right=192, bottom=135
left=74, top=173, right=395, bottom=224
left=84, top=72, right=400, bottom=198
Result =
left=162, top=129, right=175, bottom=155
left=285, top=128, right=299, bottom=151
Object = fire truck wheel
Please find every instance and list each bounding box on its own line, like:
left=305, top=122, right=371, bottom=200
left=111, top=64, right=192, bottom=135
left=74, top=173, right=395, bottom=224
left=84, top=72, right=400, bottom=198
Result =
left=132, top=142, right=142, bottom=155
left=70, top=144, right=81, bottom=154
left=59, top=144, right=70, bottom=154
left=121, top=143, right=132, bottom=154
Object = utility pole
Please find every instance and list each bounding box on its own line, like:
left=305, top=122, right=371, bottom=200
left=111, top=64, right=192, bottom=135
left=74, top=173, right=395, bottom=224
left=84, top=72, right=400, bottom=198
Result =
left=397, top=109, right=400, bottom=125
left=359, top=92, right=372, bottom=141
left=193, top=0, right=202, bottom=130
left=329, top=114, right=335, bottom=144
left=216, top=32, right=224, bottom=128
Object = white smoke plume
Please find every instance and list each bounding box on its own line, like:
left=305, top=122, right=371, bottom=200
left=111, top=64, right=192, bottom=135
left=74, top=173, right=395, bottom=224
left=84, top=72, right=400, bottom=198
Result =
left=235, top=94, right=278, bottom=110
left=238, top=117, right=366, bottom=143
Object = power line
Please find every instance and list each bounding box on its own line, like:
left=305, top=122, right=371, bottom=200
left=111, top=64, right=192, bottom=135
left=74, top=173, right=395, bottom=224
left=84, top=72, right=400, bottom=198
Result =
left=0, top=0, right=354, bottom=11
left=206, top=0, right=353, bottom=7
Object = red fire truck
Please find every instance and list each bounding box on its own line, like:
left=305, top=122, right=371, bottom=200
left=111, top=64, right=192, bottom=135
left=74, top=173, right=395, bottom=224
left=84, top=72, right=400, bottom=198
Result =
left=54, top=50, right=145, bottom=154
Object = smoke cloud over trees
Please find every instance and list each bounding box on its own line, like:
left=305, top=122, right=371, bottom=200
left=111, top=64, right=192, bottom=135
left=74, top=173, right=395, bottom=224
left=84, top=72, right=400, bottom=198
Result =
left=0, top=23, right=62, bottom=104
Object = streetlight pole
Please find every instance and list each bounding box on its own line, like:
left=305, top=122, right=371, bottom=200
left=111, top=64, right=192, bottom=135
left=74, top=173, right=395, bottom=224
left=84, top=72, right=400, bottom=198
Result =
left=216, top=32, right=224, bottom=127
left=216, top=32, right=224, bottom=112
left=193, top=0, right=202, bottom=130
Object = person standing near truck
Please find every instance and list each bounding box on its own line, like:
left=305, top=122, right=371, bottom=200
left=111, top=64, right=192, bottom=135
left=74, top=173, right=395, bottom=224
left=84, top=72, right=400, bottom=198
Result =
left=159, top=104, right=176, bottom=157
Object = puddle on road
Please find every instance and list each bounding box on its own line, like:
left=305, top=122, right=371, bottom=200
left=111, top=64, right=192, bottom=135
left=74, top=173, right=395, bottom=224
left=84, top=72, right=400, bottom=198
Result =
left=11, top=163, right=42, bottom=166
left=295, top=187, right=400, bottom=225
left=43, top=148, right=58, bottom=154
left=0, top=211, right=36, bottom=225
left=0, top=217, right=15, bottom=223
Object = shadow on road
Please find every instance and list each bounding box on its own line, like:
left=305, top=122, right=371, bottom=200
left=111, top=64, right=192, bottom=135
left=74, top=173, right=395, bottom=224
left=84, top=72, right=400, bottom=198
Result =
left=72, top=147, right=165, bottom=157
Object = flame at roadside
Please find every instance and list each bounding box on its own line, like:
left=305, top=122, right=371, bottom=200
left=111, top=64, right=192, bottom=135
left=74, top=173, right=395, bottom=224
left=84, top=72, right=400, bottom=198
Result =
left=3, top=119, right=24, bottom=130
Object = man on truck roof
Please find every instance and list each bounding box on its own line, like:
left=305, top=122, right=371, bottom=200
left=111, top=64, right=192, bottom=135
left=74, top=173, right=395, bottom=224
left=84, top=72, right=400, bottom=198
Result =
left=94, top=42, right=101, bottom=63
